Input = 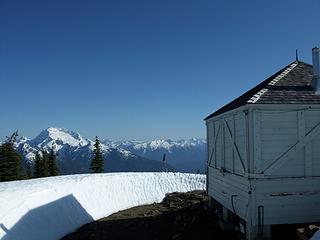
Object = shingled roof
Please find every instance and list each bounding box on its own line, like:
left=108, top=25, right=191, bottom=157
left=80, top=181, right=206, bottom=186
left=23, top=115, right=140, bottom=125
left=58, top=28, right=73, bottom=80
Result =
left=205, top=60, right=320, bottom=120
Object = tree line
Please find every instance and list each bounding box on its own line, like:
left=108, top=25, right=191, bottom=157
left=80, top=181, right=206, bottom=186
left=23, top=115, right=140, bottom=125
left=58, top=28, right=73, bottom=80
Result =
left=33, top=148, right=59, bottom=178
left=0, top=131, right=59, bottom=182
left=0, top=132, right=104, bottom=182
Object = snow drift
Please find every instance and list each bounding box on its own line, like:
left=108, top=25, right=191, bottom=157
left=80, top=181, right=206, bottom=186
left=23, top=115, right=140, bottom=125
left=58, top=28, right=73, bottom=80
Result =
left=0, top=172, right=205, bottom=240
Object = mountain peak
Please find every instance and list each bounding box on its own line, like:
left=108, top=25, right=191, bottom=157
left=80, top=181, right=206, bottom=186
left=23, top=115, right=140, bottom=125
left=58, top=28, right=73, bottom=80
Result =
left=14, top=127, right=205, bottom=173
left=31, top=127, right=90, bottom=149
left=47, top=127, right=66, bottom=133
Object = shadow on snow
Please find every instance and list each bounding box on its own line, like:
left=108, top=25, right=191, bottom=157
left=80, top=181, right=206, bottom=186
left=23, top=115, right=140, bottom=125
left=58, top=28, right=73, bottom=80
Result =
left=0, top=194, right=93, bottom=240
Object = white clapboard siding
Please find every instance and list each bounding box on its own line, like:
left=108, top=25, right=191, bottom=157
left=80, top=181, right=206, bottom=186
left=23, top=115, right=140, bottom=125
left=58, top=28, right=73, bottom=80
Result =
left=305, top=110, right=320, bottom=176
left=207, top=105, right=320, bottom=240
left=253, top=108, right=320, bottom=177
left=208, top=167, right=251, bottom=221
left=312, top=137, right=320, bottom=174
left=259, top=111, right=298, bottom=173
left=305, top=110, right=320, bottom=132
left=272, top=149, right=305, bottom=176
left=254, top=177, right=320, bottom=224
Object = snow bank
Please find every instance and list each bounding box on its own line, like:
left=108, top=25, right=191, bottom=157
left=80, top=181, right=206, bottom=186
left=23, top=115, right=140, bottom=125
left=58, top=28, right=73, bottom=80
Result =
left=0, top=172, right=205, bottom=240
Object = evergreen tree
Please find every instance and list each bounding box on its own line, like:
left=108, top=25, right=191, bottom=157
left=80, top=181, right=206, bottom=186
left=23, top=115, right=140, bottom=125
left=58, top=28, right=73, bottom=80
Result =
left=42, top=151, right=49, bottom=177
left=33, top=150, right=57, bottom=178
left=48, top=148, right=59, bottom=176
left=33, top=152, right=43, bottom=178
left=0, top=131, right=23, bottom=182
left=162, top=153, right=167, bottom=172
left=90, top=136, right=104, bottom=173
left=26, top=163, right=32, bottom=179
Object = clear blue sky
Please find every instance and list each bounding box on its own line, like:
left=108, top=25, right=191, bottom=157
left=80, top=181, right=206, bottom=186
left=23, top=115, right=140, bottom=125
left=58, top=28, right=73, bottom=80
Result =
left=1, top=0, right=319, bottom=140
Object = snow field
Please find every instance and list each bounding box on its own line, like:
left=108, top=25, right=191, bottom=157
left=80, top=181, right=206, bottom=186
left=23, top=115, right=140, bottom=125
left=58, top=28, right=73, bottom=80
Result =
left=0, top=172, right=205, bottom=240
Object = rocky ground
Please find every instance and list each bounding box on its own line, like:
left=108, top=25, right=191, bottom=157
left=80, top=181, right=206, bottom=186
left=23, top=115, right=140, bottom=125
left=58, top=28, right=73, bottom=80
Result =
left=61, top=190, right=241, bottom=240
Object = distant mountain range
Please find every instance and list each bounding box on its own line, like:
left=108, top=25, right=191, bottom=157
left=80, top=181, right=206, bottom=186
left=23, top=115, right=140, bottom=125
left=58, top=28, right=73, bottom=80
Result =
left=104, top=138, right=206, bottom=172
left=13, top=127, right=206, bottom=174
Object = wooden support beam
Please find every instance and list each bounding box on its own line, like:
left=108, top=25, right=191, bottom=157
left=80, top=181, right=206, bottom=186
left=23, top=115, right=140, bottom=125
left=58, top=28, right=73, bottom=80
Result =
left=213, top=123, right=221, bottom=168
left=208, top=123, right=221, bottom=167
left=253, top=112, right=261, bottom=173
left=232, top=115, right=236, bottom=173
left=223, top=120, right=246, bottom=172
left=208, top=147, right=215, bottom=167
left=222, top=121, right=225, bottom=169
left=264, top=120, right=320, bottom=175
left=298, top=110, right=313, bottom=177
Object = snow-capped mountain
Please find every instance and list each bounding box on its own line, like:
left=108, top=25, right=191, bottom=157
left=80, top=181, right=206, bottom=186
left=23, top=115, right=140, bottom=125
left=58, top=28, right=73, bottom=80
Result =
left=103, top=138, right=206, bottom=173
left=15, top=128, right=173, bottom=174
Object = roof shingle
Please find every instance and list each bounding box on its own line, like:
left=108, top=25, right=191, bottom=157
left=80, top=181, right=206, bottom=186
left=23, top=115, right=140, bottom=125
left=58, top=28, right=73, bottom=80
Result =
left=205, top=61, right=320, bottom=120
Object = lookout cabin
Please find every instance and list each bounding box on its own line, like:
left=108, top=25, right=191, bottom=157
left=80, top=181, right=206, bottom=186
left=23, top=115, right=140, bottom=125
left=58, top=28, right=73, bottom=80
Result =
left=205, top=47, right=320, bottom=239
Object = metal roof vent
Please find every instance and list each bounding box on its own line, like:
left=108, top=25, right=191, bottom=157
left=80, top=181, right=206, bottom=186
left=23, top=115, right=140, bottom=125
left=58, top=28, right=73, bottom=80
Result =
left=312, top=47, right=320, bottom=94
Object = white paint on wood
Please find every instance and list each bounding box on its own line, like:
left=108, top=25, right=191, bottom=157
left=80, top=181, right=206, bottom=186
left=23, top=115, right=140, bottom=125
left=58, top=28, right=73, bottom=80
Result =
left=208, top=166, right=251, bottom=221
left=298, top=110, right=313, bottom=176
left=207, top=122, right=215, bottom=167
left=264, top=120, right=320, bottom=175
left=224, top=119, right=246, bottom=172
left=255, top=177, right=320, bottom=224
left=206, top=104, right=320, bottom=240
left=222, top=120, right=226, bottom=169
left=234, top=113, right=247, bottom=174
left=224, top=117, right=234, bottom=172
left=233, top=115, right=236, bottom=173
left=253, top=111, right=261, bottom=173
left=215, top=121, right=222, bottom=169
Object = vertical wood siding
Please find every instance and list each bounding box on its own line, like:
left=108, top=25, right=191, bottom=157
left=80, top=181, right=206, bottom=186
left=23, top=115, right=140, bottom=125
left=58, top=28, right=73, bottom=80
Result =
left=207, top=110, right=250, bottom=222
left=207, top=111, right=248, bottom=174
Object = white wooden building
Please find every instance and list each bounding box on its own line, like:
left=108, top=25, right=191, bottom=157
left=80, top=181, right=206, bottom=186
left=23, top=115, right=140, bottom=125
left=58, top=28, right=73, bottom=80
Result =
left=205, top=47, right=320, bottom=239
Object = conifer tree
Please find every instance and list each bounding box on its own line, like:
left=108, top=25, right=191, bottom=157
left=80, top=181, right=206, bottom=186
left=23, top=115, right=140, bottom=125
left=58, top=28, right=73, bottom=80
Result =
left=0, top=131, right=23, bottom=182
left=90, top=136, right=104, bottom=173
left=42, top=151, right=49, bottom=177
left=48, top=148, right=59, bottom=176
left=33, top=152, right=43, bottom=178
left=26, top=163, right=32, bottom=179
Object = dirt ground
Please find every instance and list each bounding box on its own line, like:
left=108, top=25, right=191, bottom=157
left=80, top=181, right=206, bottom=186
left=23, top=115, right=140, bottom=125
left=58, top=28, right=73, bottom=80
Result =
left=61, top=190, right=241, bottom=240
